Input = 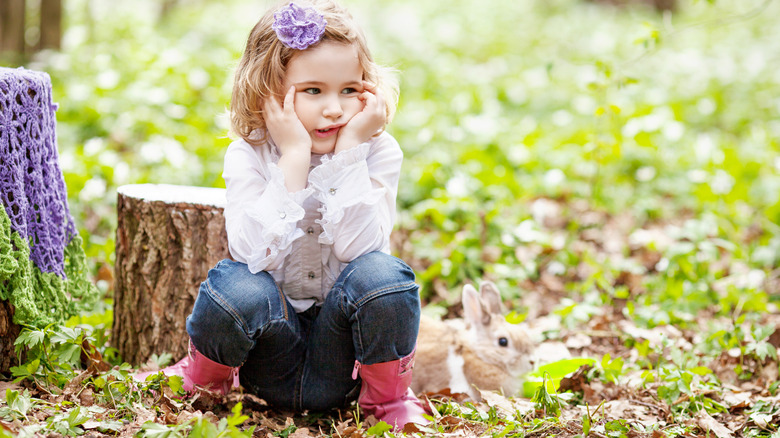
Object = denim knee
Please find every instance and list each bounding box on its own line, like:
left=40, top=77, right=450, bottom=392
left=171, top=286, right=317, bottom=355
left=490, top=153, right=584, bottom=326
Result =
left=187, top=259, right=290, bottom=366
left=334, top=252, right=421, bottom=363
left=336, top=252, right=419, bottom=305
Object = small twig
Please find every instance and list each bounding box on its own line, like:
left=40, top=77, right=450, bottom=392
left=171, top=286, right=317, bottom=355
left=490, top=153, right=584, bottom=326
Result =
left=629, top=398, right=663, bottom=411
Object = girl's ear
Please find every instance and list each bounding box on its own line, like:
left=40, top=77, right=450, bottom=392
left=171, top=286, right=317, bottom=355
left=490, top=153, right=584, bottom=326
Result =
left=479, top=281, right=503, bottom=315
left=463, top=284, right=490, bottom=327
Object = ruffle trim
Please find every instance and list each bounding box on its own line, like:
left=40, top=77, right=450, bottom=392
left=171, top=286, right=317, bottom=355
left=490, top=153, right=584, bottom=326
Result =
left=242, top=163, right=311, bottom=271
left=316, top=186, right=386, bottom=244
left=308, top=142, right=371, bottom=184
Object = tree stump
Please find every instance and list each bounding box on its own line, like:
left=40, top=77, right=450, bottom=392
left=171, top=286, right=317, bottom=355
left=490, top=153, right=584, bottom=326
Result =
left=113, top=184, right=230, bottom=366
left=0, top=300, right=22, bottom=373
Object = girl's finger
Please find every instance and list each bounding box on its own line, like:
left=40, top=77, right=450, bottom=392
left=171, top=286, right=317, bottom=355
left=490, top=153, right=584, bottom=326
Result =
left=361, top=91, right=377, bottom=109
left=263, top=92, right=283, bottom=116
left=362, top=81, right=377, bottom=93
left=282, top=86, right=296, bottom=114
left=363, top=81, right=384, bottom=107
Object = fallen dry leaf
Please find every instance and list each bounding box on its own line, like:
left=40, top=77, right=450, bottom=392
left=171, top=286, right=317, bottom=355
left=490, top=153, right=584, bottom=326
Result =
left=78, top=387, right=95, bottom=406
left=565, top=332, right=593, bottom=349
left=602, top=400, right=659, bottom=428
left=532, top=341, right=572, bottom=366
left=0, top=420, right=14, bottom=432
left=479, top=390, right=515, bottom=416
left=0, top=381, right=21, bottom=399
left=723, top=391, right=752, bottom=410
left=288, top=427, right=311, bottom=437
left=696, top=411, right=733, bottom=438
left=82, top=420, right=101, bottom=430
left=81, top=338, right=111, bottom=374
left=423, top=387, right=470, bottom=404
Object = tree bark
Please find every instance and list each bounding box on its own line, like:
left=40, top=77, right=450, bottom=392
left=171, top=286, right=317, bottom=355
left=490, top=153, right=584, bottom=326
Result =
left=113, top=184, right=230, bottom=366
left=39, top=0, right=62, bottom=50
left=0, top=0, right=25, bottom=54
left=0, top=299, right=22, bottom=374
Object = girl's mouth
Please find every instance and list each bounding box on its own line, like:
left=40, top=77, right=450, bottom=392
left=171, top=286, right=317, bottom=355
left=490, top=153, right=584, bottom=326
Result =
left=315, top=126, right=340, bottom=138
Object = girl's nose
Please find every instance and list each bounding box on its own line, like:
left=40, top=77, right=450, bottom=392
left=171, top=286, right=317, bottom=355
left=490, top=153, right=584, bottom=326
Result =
left=322, top=96, right=343, bottom=119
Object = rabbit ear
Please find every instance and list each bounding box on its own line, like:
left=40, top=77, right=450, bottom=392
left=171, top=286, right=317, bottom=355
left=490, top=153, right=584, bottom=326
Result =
left=463, top=284, right=491, bottom=326
left=479, top=281, right=504, bottom=315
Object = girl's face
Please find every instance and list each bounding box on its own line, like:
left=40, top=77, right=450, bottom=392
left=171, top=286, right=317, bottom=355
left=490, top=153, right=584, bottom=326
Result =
left=283, top=41, right=365, bottom=155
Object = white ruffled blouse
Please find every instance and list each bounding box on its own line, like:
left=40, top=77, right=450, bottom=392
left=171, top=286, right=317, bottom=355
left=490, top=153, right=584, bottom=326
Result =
left=222, top=131, right=402, bottom=313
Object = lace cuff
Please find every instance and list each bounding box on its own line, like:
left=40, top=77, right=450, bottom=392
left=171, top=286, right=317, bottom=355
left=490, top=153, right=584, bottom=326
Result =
left=243, top=163, right=311, bottom=272
left=308, top=143, right=386, bottom=244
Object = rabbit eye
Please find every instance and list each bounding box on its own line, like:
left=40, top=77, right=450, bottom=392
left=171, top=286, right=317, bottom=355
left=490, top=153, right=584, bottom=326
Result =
left=498, top=337, right=509, bottom=347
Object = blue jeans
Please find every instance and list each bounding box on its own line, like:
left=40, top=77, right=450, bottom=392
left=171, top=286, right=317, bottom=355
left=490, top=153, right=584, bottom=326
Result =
left=186, top=251, right=421, bottom=411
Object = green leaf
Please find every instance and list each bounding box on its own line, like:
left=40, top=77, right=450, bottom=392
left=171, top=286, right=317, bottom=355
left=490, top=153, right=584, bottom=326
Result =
left=690, top=366, right=713, bottom=376
left=531, top=372, right=562, bottom=417
left=167, top=375, right=184, bottom=394
left=50, top=326, right=80, bottom=344
left=66, top=407, right=89, bottom=427
left=58, top=343, right=82, bottom=366
left=272, top=423, right=297, bottom=438
left=750, top=341, right=777, bottom=361
left=505, top=310, right=526, bottom=325
left=96, top=421, right=124, bottom=433
left=605, top=419, right=630, bottom=436
left=10, top=358, right=40, bottom=382
left=14, top=329, right=45, bottom=349
left=582, top=414, right=591, bottom=436
left=189, top=416, right=218, bottom=438
left=226, top=403, right=249, bottom=428
left=139, top=422, right=174, bottom=438
left=366, top=421, right=393, bottom=436
left=150, top=352, right=174, bottom=368
left=3, top=389, right=32, bottom=421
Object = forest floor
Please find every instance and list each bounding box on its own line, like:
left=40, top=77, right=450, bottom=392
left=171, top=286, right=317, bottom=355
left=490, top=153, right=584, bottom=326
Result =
left=2, top=199, right=779, bottom=437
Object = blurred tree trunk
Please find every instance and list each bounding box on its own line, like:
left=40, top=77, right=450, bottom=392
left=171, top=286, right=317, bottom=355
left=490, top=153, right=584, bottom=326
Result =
left=0, top=0, right=25, bottom=54
left=39, top=0, right=61, bottom=50
left=0, top=0, right=61, bottom=55
left=0, top=300, right=22, bottom=374
left=113, top=184, right=230, bottom=366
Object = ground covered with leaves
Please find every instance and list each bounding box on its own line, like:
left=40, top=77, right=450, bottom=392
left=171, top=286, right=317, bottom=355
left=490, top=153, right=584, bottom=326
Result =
left=2, top=0, right=779, bottom=436
left=2, top=198, right=779, bottom=437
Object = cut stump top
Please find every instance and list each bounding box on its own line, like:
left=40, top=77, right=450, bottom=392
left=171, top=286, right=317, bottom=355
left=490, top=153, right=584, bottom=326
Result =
left=117, top=184, right=227, bottom=208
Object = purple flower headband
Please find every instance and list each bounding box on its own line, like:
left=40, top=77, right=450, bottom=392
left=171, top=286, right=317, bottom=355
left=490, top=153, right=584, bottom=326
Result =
left=272, top=2, right=327, bottom=50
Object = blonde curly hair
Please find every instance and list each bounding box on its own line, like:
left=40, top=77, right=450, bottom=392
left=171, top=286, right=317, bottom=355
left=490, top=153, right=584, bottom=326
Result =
left=230, top=0, right=399, bottom=146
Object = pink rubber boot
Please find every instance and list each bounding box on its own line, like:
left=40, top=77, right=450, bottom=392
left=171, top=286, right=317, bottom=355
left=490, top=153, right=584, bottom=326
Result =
left=352, top=349, right=429, bottom=430
left=134, top=341, right=239, bottom=395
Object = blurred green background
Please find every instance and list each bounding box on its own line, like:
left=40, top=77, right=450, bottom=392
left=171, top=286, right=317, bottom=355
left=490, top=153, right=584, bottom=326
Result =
left=2, top=0, right=778, bottom=322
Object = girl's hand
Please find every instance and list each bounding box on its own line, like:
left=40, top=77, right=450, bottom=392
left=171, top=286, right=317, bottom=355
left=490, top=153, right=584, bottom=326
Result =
left=334, top=82, right=386, bottom=154
left=264, top=86, right=311, bottom=192
left=264, top=86, right=311, bottom=157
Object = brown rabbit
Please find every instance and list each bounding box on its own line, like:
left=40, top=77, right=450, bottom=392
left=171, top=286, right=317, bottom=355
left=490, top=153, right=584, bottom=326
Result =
left=412, top=281, right=534, bottom=400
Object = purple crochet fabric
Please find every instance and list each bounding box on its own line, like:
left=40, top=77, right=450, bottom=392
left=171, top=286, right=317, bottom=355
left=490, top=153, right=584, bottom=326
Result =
left=0, top=66, right=76, bottom=278
left=273, top=2, right=327, bottom=50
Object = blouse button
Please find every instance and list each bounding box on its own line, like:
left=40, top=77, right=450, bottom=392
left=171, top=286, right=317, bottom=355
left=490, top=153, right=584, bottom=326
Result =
left=279, top=211, right=286, bottom=219
left=329, top=188, right=337, bottom=195
left=307, top=227, right=314, bottom=234
left=308, top=271, right=316, bottom=279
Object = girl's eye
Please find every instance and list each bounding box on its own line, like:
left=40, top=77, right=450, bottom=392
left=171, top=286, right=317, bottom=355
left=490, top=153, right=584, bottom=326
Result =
left=304, top=88, right=321, bottom=95
left=341, top=88, right=358, bottom=95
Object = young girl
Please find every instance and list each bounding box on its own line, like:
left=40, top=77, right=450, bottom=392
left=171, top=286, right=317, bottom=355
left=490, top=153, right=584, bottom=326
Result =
left=135, top=0, right=427, bottom=430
